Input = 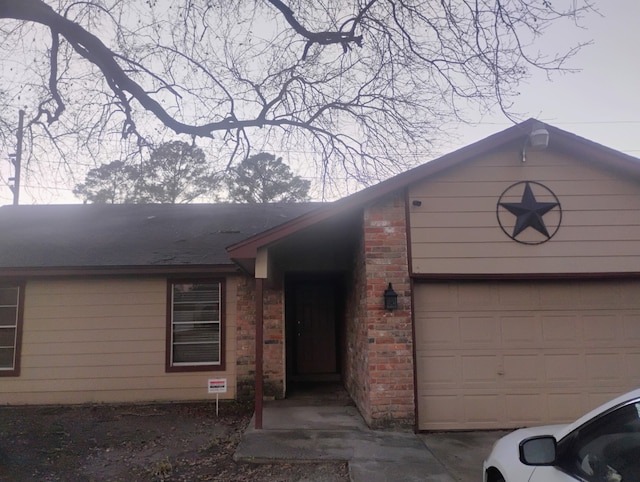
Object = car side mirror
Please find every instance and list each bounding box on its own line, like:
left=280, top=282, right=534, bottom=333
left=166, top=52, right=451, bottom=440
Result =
left=519, top=436, right=557, bottom=466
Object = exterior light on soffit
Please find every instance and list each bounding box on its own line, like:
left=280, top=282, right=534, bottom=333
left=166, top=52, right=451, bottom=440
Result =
left=522, top=123, right=550, bottom=163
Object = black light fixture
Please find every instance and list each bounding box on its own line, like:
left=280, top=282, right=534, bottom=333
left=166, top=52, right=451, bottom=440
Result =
left=384, top=283, right=398, bottom=311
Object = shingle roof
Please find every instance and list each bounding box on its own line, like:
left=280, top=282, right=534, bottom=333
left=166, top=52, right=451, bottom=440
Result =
left=0, top=203, right=322, bottom=269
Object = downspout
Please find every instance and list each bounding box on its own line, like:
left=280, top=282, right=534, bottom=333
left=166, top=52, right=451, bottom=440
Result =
left=254, top=277, right=264, bottom=429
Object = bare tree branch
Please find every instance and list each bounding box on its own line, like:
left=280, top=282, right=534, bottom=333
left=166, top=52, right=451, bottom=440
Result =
left=0, top=0, right=595, bottom=197
left=266, top=0, right=365, bottom=59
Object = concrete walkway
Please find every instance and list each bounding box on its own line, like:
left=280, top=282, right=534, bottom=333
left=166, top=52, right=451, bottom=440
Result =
left=234, top=401, right=455, bottom=481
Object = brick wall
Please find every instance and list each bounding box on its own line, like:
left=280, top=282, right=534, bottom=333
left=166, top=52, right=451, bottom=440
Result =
left=348, top=192, right=415, bottom=429
left=344, top=217, right=371, bottom=420
left=263, top=285, right=285, bottom=398
left=235, top=276, right=285, bottom=400
left=235, top=275, right=255, bottom=400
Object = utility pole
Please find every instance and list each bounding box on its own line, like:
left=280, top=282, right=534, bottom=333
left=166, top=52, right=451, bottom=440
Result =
left=9, top=109, right=24, bottom=205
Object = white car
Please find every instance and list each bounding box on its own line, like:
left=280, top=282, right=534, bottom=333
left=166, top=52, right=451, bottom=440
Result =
left=483, top=388, right=640, bottom=482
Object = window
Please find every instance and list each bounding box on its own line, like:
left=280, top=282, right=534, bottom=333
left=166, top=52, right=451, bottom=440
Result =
left=558, top=401, right=640, bottom=481
left=166, top=280, right=225, bottom=372
left=0, top=283, right=23, bottom=377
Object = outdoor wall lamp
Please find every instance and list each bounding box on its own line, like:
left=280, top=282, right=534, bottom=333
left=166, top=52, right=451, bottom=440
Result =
left=521, top=123, right=549, bottom=163
left=384, top=283, right=398, bottom=311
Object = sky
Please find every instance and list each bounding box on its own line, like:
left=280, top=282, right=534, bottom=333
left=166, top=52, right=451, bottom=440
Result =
left=1, top=1, right=638, bottom=205
left=443, top=1, right=640, bottom=157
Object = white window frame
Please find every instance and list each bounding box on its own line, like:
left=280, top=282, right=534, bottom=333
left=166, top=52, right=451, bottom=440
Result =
left=0, top=282, right=23, bottom=377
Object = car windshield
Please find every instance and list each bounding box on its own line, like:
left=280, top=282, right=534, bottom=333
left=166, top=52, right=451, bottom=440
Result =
left=558, top=400, right=640, bottom=481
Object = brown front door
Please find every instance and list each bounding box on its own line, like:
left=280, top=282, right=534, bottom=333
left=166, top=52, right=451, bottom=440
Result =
left=292, top=280, right=337, bottom=377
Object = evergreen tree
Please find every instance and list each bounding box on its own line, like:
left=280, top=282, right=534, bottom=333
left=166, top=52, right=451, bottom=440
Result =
left=226, top=153, right=310, bottom=203
left=74, top=141, right=219, bottom=204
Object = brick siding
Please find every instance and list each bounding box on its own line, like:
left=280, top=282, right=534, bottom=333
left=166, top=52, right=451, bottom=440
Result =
left=345, top=193, right=414, bottom=429
left=235, top=276, right=256, bottom=400
left=235, top=276, right=285, bottom=400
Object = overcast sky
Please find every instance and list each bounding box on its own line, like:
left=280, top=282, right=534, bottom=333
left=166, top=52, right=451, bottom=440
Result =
left=445, top=1, right=640, bottom=157
left=1, top=1, right=638, bottom=205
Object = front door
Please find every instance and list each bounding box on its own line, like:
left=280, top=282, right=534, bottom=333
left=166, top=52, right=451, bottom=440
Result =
left=289, top=279, right=339, bottom=378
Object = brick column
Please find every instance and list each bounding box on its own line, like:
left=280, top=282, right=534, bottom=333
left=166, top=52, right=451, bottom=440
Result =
left=262, top=285, right=285, bottom=398
left=363, top=193, right=414, bottom=429
left=235, top=276, right=285, bottom=400
left=235, top=276, right=256, bottom=400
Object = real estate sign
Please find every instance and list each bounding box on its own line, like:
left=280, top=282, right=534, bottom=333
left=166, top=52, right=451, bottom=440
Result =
left=208, top=378, right=227, bottom=394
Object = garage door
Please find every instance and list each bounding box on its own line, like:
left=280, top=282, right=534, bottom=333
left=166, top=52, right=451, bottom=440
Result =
left=415, top=279, right=640, bottom=430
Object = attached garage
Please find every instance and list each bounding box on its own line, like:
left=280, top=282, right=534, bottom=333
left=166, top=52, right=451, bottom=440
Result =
left=404, top=122, right=640, bottom=431
left=414, top=279, right=640, bottom=430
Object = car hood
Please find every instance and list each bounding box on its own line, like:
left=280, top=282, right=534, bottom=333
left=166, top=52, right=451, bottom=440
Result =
left=508, top=424, right=568, bottom=440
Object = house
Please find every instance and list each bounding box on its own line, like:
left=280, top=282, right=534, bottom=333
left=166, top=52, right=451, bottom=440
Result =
left=1, top=119, right=640, bottom=432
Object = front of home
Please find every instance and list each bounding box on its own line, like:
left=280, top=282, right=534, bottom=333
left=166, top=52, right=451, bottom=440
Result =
left=2, top=119, right=640, bottom=431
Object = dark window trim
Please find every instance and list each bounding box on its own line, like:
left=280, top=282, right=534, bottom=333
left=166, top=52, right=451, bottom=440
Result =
left=165, top=278, right=226, bottom=373
left=0, top=281, right=25, bottom=377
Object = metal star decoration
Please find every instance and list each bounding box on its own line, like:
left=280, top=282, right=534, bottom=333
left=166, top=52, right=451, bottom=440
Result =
left=499, top=182, right=559, bottom=238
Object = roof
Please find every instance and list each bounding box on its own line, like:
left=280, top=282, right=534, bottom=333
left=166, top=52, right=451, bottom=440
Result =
left=3, top=120, right=638, bottom=275
left=0, top=203, right=322, bottom=273
left=227, top=119, right=640, bottom=259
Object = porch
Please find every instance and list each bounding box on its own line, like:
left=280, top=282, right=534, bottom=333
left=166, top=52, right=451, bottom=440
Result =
left=230, top=194, right=415, bottom=430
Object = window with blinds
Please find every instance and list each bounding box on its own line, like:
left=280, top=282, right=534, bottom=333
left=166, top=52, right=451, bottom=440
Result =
left=0, top=284, right=21, bottom=376
left=168, top=281, right=224, bottom=371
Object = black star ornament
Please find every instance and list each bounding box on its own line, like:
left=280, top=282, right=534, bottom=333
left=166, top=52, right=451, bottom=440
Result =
left=499, top=182, right=559, bottom=238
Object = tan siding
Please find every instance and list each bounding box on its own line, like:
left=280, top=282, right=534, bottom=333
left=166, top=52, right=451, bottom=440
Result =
left=409, top=149, right=640, bottom=274
left=0, top=276, right=239, bottom=404
left=25, top=328, right=162, bottom=344
left=26, top=304, right=164, bottom=319
left=3, top=388, right=228, bottom=405
left=22, top=352, right=160, bottom=368
left=413, top=225, right=640, bottom=243
left=413, top=257, right=640, bottom=274
left=5, top=375, right=237, bottom=392
left=416, top=179, right=640, bottom=196
left=26, top=316, right=164, bottom=331
left=412, top=240, right=640, bottom=259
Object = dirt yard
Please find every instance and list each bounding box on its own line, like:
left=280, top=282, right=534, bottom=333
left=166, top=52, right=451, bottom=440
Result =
left=0, top=401, right=349, bottom=481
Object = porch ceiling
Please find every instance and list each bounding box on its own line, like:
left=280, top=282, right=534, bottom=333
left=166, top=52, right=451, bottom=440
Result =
left=267, top=208, right=362, bottom=274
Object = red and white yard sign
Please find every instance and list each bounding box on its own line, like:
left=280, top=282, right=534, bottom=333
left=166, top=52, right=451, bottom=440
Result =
left=208, top=378, right=227, bottom=394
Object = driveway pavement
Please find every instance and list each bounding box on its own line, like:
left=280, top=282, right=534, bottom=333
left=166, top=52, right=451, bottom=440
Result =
left=419, top=431, right=510, bottom=481
left=234, top=400, right=511, bottom=481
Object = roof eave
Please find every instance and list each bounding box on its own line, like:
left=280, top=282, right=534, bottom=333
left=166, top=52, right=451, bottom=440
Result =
left=0, top=264, right=241, bottom=278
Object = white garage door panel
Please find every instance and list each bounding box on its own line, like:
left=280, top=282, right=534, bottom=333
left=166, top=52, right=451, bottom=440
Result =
left=415, top=280, right=640, bottom=430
